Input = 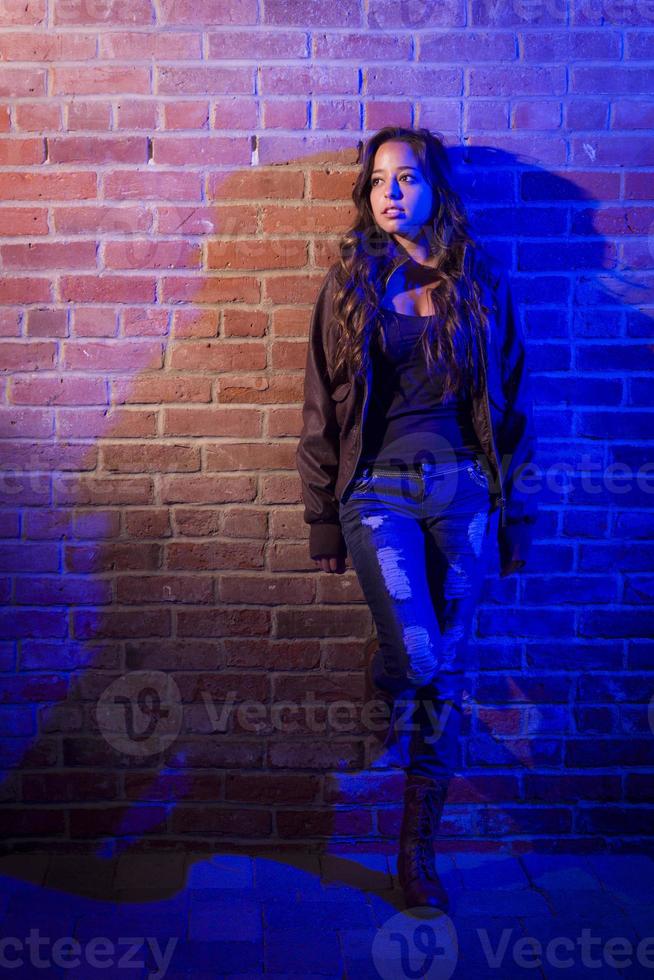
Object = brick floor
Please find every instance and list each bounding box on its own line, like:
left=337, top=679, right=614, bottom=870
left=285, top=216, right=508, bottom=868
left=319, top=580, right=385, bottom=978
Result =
left=0, top=850, right=652, bottom=978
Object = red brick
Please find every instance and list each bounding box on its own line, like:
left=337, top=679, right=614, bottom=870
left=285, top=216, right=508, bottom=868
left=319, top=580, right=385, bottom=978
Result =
left=10, top=376, right=107, bottom=406
left=116, top=574, right=213, bottom=604
left=0, top=68, right=46, bottom=97
left=14, top=102, right=61, bottom=130
left=158, top=204, right=257, bottom=236
left=153, top=136, right=249, bottom=166
left=173, top=508, right=221, bottom=536
left=162, top=407, right=261, bottom=437
left=116, top=101, right=158, bottom=130
left=99, top=30, right=200, bottom=59
left=112, top=375, right=211, bottom=404
left=167, top=541, right=264, bottom=572
left=63, top=341, right=163, bottom=372
left=163, top=101, right=209, bottom=130
left=207, top=238, right=307, bottom=270
left=71, top=307, right=118, bottom=338
left=124, top=509, right=171, bottom=538
left=314, top=100, right=360, bottom=130
left=49, top=137, right=148, bottom=164
left=22, top=771, right=118, bottom=802
left=0, top=208, right=48, bottom=236
left=161, top=474, right=254, bottom=504
left=0, top=312, right=20, bottom=338
left=65, top=542, right=160, bottom=573
left=103, top=238, right=201, bottom=270
left=0, top=0, right=45, bottom=26
left=73, top=509, right=121, bottom=538
left=0, top=342, right=56, bottom=372
left=169, top=341, right=266, bottom=371
left=54, top=0, right=153, bottom=24
left=0, top=441, right=97, bottom=471
left=0, top=809, right=65, bottom=836
left=157, top=66, right=252, bottom=97
left=158, top=0, right=257, bottom=24
left=122, top=309, right=170, bottom=337
left=170, top=805, right=271, bottom=836
left=58, top=408, right=157, bottom=439
left=68, top=806, right=168, bottom=837
left=207, top=29, right=307, bottom=59
left=66, top=101, right=112, bottom=131
left=161, top=275, right=259, bottom=305
left=0, top=172, right=96, bottom=200
left=1, top=242, right=97, bottom=270
left=100, top=443, right=200, bottom=473
left=225, top=772, right=320, bottom=804
left=0, top=279, right=52, bottom=303
left=263, top=100, right=309, bottom=129
left=208, top=168, right=304, bottom=202
left=264, top=0, right=359, bottom=26
left=55, top=475, right=153, bottom=505
left=0, top=33, right=96, bottom=60
left=26, top=308, right=68, bottom=338
left=0, top=139, right=45, bottom=165
left=15, top=575, right=111, bottom=605
left=73, top=609, right=171, bottom=639
left=221, top=508, right=267, bottom=538
left=60, top=276, right=157, bottom=304
left=0, top=408, right=53, bottom=438
left=261, top=65, right=359, bottom=96
left=210, top=99, right=258, bottom=129
left=171, top=309, right=218, bottom=338
left=53, top=205, right=152, bottom=235
left=0, top=609, right=67, bottom=638
left=104, top=171, right=203, bottom=201
left=52, top=67, right=151, bottom=95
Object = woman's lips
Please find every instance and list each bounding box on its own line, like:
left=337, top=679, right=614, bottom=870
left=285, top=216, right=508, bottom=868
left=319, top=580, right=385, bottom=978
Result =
left=383, top=209, right=405, bottom=217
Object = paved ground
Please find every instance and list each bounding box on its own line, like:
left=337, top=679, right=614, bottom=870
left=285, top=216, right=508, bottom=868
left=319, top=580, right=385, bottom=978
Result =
left=0, top=849, right=652, bottom=978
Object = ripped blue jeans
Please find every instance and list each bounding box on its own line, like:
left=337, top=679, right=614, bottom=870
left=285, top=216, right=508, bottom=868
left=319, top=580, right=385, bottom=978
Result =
left=338, top=455, right=493, bottom=781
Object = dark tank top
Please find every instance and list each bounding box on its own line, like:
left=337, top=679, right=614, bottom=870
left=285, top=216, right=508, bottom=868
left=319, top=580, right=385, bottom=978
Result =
left=359, top=307, right=482, bottom=467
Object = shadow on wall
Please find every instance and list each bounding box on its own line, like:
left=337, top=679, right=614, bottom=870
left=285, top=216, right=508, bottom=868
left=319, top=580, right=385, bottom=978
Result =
left=2, top=140, right=654, bottom=871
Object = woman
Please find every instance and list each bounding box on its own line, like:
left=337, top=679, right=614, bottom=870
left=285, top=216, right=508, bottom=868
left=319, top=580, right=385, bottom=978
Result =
left=296, top=126, right=537, bottom=910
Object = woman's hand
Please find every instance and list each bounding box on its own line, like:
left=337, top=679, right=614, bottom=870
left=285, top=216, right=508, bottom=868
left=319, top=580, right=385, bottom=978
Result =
left=313, top=554, right=347, bottom=574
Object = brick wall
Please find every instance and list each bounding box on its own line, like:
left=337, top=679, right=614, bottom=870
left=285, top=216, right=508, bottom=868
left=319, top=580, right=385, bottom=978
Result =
left=1, top=0, right=653, bottom=853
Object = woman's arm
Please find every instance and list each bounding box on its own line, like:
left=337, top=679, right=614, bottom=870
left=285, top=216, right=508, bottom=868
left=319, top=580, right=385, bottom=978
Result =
left=493, top=268, right=539, bottom=576
left=295, top=268, right=348, bottom=563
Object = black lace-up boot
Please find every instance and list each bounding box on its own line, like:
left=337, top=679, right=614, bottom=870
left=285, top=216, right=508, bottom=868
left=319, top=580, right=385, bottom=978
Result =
left=397, top=774, right=450, bottom=911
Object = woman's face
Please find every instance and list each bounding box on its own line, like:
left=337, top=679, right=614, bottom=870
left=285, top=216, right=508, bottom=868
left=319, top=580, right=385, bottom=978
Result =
left=369, top=140, right=434, bottom=244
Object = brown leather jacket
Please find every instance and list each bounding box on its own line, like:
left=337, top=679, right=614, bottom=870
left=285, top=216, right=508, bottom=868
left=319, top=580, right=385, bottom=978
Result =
left=296, top=250, right=538, bottom=577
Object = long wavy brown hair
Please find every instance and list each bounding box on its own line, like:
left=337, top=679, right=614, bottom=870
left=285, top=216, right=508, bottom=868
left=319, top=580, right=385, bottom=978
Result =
left=331, top=126, right=491, bottom=400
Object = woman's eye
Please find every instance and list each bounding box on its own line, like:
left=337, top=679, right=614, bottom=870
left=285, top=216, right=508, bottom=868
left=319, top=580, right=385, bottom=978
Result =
left=372, top=175, right=415, bottom=186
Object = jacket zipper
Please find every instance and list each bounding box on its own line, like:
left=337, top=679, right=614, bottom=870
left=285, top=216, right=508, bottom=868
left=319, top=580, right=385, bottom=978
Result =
left=478, top=329, right=506, bottom=527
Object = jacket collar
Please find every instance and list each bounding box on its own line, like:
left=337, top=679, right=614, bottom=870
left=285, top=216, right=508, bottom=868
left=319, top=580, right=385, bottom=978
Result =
left=382, top=238, right=441, bottom=289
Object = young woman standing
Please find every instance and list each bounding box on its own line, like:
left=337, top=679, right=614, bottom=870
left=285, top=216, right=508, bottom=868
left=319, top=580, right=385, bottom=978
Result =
left=296, top=126, right=537, bottom=910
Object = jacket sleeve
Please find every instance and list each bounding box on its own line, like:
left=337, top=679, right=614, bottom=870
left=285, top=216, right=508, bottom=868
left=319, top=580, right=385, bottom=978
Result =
left=493, top=268, right=538, bottom=575
left=295, top=269, right=347, bottom=561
